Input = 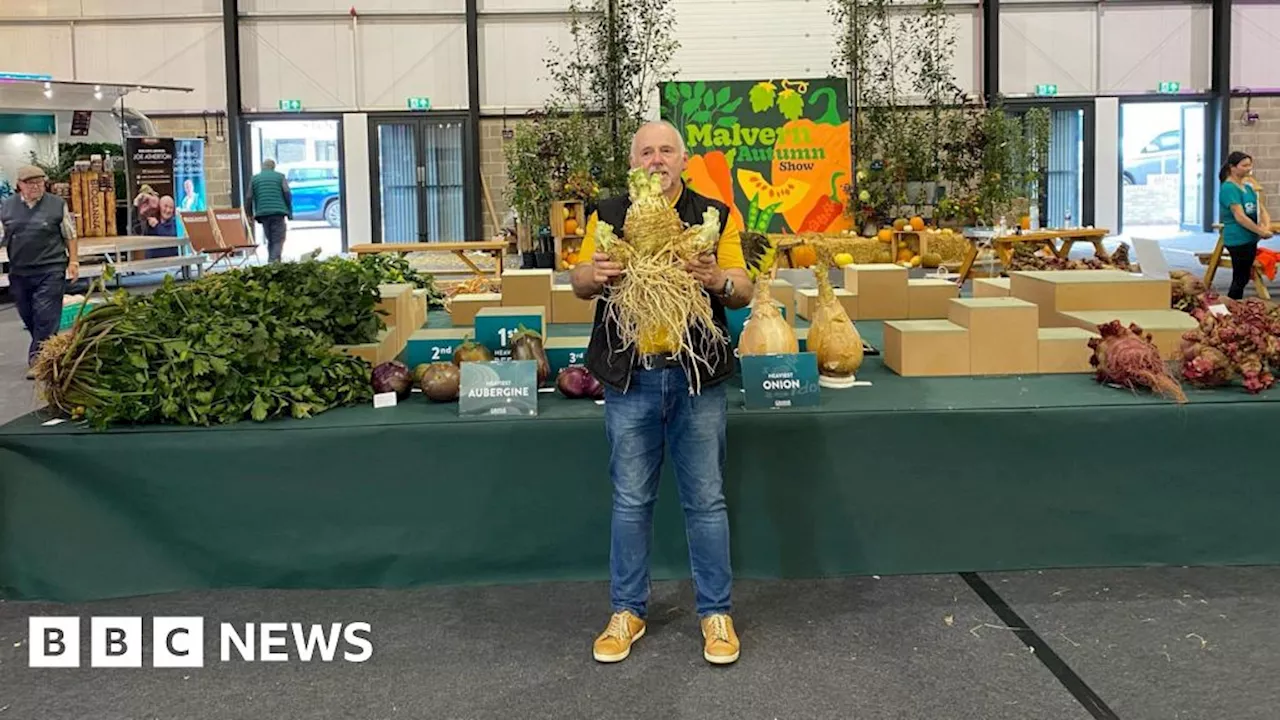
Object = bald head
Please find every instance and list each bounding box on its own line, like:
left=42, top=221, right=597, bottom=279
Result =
left=630, top=121, right=688, bottom=197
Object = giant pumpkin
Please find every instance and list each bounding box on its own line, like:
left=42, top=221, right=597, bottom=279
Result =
left=770, top=118, right=853, bottom=234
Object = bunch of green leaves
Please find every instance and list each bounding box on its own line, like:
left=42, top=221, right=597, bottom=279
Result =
left=355, top=253, right=445, bottom=309
left=36, top=260, right=388, bottom=429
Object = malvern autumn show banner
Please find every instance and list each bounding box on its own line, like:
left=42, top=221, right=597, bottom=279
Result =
left=660, top=77, right=853, bottom=236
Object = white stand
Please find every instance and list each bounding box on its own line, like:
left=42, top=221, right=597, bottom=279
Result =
left=819, top=374, right=857, bottom=389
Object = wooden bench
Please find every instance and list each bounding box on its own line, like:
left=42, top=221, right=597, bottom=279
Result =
left=348, top=241, right=507, bottom=282
left=0, top=235, right=207, bottom=288
left=955, top=227, right=1113, bottom=285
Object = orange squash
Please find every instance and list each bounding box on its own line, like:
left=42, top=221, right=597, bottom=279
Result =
left=877, top=228, right=894, bottom=243
left=910, top=216, right=925, bottom=231
left=771, top=118, right=853, bottom=234
left=790, top=244, right=817, bottom=268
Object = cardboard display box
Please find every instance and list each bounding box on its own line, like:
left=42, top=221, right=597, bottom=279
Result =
left=883, top=320, right=971, bottom=377
left=907, top=278, right=959, bottom=319
left=1056, top=309, right=1196, bottom=359
left=501, top=269, right=554, bottom=310
left=842, top=264, right=907, bottom=320
left=771, top=278, right=797, bottom=327
left=1037, top=327, right=1099, bottom=374
left=544, top=336, right=590, bottom=375
left=796, top=287, right=857, bottom=321
left=334, top=328, right=398, bottom=367
left=411, top=289, right=430, bottom=330
left=1008, top=270, right=1168, bottom=328
left=948, top=297, right=1039, bottom=375
left=449, top=292, right=502, bottom=327
left=377, top=283, right=416, bottom=353
left=973, top=277, right=1010, bottom=298
left=551, top=284, right=596, bottom=324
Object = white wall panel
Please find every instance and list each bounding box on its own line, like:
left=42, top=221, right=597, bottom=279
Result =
left=669, top=0, right=837, bottom=81
left=1095, top=96, right=1119, bottom=232
left=241, top=0, right=462, bottom=12
left=74, top=22, right=224, bottom=111
left=1233, top=5, right=1280, bottom=89
left=480, top=18, right=573, bottom=111
left=1000, top=7, right=1097, bottom=95
left=1100, top=5, right=1211, bottom=94
left=239, top=20, right=356, bottom=111
left=0, top=25, right=73, bottom=78
left=78, top=0, right=221, bottom=16
left=0, top=0, right=85, bottom=18
left=478, top=0, right=572, bottom=9
left=342, top=112, right=372, bottom=244
left=358, top=20, right=467, bottom=109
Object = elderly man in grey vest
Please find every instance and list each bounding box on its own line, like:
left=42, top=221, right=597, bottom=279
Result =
left=0, top=165, right=79, bottom=378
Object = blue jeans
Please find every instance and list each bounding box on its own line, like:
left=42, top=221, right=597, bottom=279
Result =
left=11, top=270, right=65, bottom=366
left=604, top=367, right=731, bottom=619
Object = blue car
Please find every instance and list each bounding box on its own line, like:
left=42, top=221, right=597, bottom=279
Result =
left=279, top=162, right=342, bottom=227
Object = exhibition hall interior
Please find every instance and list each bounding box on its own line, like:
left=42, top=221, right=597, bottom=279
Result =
left=2, top=0, right=1280, bottom=717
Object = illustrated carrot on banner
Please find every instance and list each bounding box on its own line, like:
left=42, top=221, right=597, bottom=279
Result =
left=684, top=150, right=744, bottom=231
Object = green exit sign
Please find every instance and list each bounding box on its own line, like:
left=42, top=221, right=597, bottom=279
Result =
left=278, top=99, right=302, bottom=112
left=407, top=97, right=431, bottom=111
left=1158, top=81, right=1181, bottom=94
left=1035, top=84, right=1058, bottom=97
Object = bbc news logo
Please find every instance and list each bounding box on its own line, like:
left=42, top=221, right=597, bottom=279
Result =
left=28, top=617, right=373, bottom=668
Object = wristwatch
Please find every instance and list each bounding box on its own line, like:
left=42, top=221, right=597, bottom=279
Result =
left=718, top=276, right=735, bottom=299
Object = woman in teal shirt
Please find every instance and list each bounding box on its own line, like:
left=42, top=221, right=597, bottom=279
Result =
left=1219, top=151, right=1273, bottom=299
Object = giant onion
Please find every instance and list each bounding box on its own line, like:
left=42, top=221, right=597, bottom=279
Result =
left=738, top=235, right=798, bottom=357
left=807, top=257, right=864, bottom=387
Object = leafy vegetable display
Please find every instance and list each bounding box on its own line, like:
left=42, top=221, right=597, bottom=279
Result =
left=34, top=259, right=387, bottom=429
left=356, top=253, right=445, bottom=309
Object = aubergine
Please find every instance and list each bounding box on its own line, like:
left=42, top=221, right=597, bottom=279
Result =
left=510, top=326, right=551, bottom=386
left=452, top=338, right=493, bottom=366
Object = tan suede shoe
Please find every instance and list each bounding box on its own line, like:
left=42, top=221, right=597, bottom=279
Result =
left=700, top=614, right=740, bottom=664
left=593, top=611, right=646, bottom=663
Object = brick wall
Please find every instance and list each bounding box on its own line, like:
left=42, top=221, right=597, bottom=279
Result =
left=479, top=117, right=524, bottom=239
left=148, top=115, right=233, bottom=208
left=1229, top=97, right=1280, bottom=193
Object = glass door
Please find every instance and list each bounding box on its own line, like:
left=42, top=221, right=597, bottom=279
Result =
left=1180, top=104, right=1205, bottom=231
left=243, top=117, right=346, bottom=261
left=370, top=116, right=468, bottom=243
left=1005, top=101, right=1095, bottom=229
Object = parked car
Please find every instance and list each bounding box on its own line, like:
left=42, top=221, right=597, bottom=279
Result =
left=1123, top=130, right=1181, bottom=185
left=278, top=162, right=341, bottom=227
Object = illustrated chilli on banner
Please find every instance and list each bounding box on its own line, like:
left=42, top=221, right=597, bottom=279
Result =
left=659, top=78, right=852, bottom=236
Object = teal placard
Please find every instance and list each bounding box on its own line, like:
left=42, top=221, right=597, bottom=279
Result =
left=474, top=313, right=544, bottom=360
left=544, top=340, right=589, bottom=376
left=459, top=361, right=538, bottom=417
left=404, top=331, right=468, bottom=367
left=740, top=352, right=820, bottom=410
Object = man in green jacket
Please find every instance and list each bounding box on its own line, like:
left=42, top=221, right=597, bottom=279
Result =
left=246, top=159, right=292, bottom=263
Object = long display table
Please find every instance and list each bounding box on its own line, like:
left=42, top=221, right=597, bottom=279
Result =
left=3, top=323, right=1280, bottom=602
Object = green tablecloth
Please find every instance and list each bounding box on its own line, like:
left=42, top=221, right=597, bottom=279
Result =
left=4, top=322, right=1280, bottom=601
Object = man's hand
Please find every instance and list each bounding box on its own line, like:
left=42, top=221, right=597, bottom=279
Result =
left=686, top=254, right=726, bottom=293
left=591, top=252, right=624, bottom=287
left=67, top=261, right=79, bottom=281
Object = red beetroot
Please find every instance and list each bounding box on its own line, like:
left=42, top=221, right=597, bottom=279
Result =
left=1088, top=321, right=1187, bottom=403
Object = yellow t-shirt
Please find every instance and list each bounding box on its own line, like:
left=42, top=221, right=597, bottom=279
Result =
left=578, top=185, right=745, bottom=354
